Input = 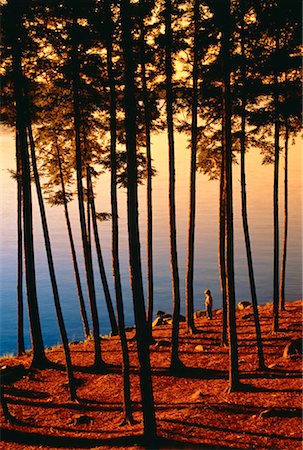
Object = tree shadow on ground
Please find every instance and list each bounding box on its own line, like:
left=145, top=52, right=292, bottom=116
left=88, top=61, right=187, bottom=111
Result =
left=0, top=428, right=236, bottom=449
left=152, top=366, right=228, bottom=380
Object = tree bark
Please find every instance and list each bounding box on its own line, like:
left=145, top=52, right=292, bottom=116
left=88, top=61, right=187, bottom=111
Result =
left=164, top=0, right=183, bottom=371
left=222, top=0, right=240, bottom=391
left=104, top=0, right=134, bottom=422
left=120, top=0, right=157, bottom=440
left=272, top=33, right=280, bottom=333
left=186, top=0, right=199, bottom=335
left=56, top=142, right=90, bottom=338
left=239, top=14, right=265, bottom=370
left=87, top=167, right=118, bottom=336
left=279, top=119, right=288, bottom=312
left=219, top=149, right=228, bottom=346
left=11, top=7, right=47, bottom=367
left=27, top=110, right=77, bottom=401
left=16, top=132, right=25, bottom=356
left=139, top=17, right=154, bottom=338
left=71, top=16, right=105, bottom=369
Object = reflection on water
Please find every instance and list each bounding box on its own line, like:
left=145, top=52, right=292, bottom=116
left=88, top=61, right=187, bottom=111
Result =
left=0, top=129, right=302, bottom=355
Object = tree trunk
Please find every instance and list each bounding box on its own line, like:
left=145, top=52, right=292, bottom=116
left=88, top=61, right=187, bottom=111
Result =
left=87, top=167, right=118, bottom=336
left=26, top=111, right=77, bottom=401
left=279, top=119, right=288, bottom=312
left=239, top=15, right=265, bottom=370
left=186, top=0, right=199, bottom=335
left=56, top=142, right=90, bottom=338
left=139, top=17, right=154, bottom=338
left=11, top=9, right=47, bottom=368
left=120, top=0, right=157, bottom=440
left=71, top=16, right=105, bottom=369
left=16, top=132, right=25, bottom=356
left=272, top=34, right=280, bottom=333
left=219, top=150, right=228, bottom=346
left=222, top=0, right=240, bottom=391
left=164, top=0, right=183, bottom=371
left=105, top=0, right=134, bottom=423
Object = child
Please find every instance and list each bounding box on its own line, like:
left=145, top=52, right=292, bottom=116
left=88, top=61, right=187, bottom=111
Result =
left=204, top=289, right=213, bottom=320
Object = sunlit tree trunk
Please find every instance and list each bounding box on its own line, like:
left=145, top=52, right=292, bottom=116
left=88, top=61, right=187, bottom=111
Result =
left=222, top=0, right=240, bottom=391
left=71, top=16, right=105, bottom=369
left=120, top=0, right=157, bottom=440
left=165, top=0, right=183, bottom=371
left=272, top=33, right=280, bottom=333
left=139, top=17, right=154, bottom=338
left=279, top=118, right=288, bottom=312
left=16, top=132, right=25, bottom=356
left=239, top=14, right=265, bottom=370
left=11, top=6, right=47, bottom=368
left=87, top=167, right=118, bottom=336
left=27, top=109, right=77, bottom=401
left=56, top=142, right=90, bottom=338
left=186, top=0, right=199, bottom=335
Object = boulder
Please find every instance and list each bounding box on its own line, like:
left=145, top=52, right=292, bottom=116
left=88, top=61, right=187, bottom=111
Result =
left=191, top=389, right=204, bottom=400
left=152, top=316, right=164, bottom=327
left=237, top=301, right=252, bottom=310
left=195, top=345, right=204, bottom=352
left=282, top=338, right=302, bottom=359
left=156, top=310, right=166, bottom=317
left=179, top=314, right=186, bottom=322
left=194, top=310, right=206, bottom=319
left=241, top=313, right=254, bottom=320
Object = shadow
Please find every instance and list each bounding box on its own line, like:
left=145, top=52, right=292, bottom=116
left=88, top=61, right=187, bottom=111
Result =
left=3, top=386, right=50, bottom=400
left=152, top=366, right=227, bottom=380
left=161, top=418, right=301, bottom=442
left=0, top=429, right=235, bottom=449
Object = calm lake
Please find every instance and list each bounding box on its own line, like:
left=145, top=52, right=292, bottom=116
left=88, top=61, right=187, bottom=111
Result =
left=0, top=127, right=302, bottom=356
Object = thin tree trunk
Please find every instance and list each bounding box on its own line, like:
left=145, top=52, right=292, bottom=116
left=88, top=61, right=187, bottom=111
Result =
left=71, top=16, right=105, bottom=369
left=186, top=0, right=199, bottom=335
left=279, top=120, right=288, bottom=312
left=219, top=150, right=228, bottom=346
left=239, top=16, right=265, bottom=370
left=222, top=0, right=240, bottom=391
left=120, top=0, right=157, bottom=440
left=164, top=0, right=183, bottom=371
left=105, top=0, right=134, bottom=423
left=87, top=167, right=118, bottom=336
left=11, top=9, right=47, bottom=367
left=27, top=113, right=77, bottom=401
left=273, top=34, right=280, bottom=332
left=16, top=132, right=25, bottom=356
left=56, top=143, right=90, bottom=338
left=139, top=17, right=154, bottom=337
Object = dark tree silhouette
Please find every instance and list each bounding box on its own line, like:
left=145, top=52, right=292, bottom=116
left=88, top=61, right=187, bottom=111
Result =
left=120, top=0, right=157, bottom=440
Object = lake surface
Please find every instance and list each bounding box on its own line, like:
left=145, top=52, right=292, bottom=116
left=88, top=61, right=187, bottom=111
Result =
left=0, top=128, right=302, bottom=356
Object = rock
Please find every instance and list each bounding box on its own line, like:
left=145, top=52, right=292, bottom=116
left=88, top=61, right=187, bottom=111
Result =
left=71, top=414, right=94, bottom=426
left=237, top=301, right=252, bottom=310
left=195, top=345, right=204, bottom=352
left=156, top=310, right=166, bottom=317
left=241, top=313, right=253, bottom=320
left=152, top=316, right=164, bottom=327
left=282, top=338, right=302, bottom=359
left=191, top=389, right=204, bottom=400
left=179, top=314, right=186, bottom=322
left=162, top=313, right=172, bottom=319
left=214, top=308, right=222, bottom=315
left=194, top=310, right=206, bottom=319
left=155, top=340, right=171, bottom=347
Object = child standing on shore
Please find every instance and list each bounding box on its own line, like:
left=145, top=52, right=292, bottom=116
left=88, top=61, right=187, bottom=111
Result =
left=204, top=289, right=213, bottom=320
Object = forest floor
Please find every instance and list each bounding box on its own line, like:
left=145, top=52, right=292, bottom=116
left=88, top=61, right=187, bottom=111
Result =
left=0, top=300, right=302, bottom=450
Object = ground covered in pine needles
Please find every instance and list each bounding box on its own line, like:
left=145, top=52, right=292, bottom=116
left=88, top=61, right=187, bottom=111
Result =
left=0, top=300, right=302, bottom=449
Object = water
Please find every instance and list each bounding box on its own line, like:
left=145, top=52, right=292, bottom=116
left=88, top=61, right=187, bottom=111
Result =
left=0, top=128, right=302, bottom=356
